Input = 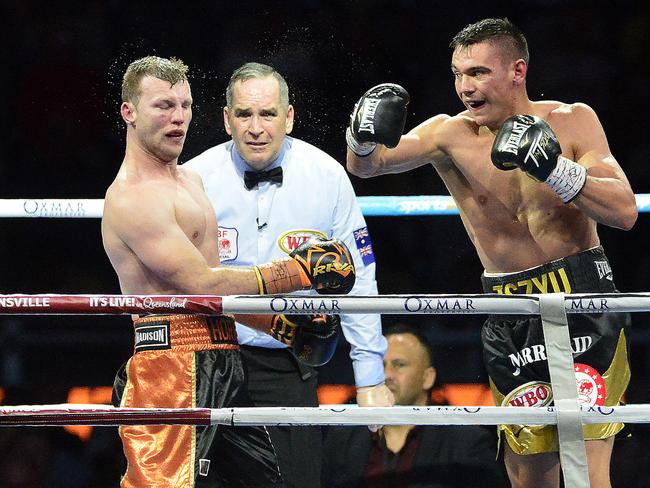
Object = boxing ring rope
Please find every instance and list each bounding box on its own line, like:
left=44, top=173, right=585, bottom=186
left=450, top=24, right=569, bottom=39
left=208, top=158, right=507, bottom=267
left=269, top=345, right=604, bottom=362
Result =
left=2, top=292, right=650, bottom=315
left=2, top=194, right=650, bottom=217
left=1, top=292, right=649, bottom=430
left=3, top=292, right=645, bottom=487
left=4, top=202, right=649, bottom=487
left=1, top=404, right=649, bottom=427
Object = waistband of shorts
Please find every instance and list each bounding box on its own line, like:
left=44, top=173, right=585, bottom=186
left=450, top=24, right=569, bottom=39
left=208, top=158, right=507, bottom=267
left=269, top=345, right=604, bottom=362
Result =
left=481, top=246, right=616, bottom=295
left=132, top=314, right=239, bottom=353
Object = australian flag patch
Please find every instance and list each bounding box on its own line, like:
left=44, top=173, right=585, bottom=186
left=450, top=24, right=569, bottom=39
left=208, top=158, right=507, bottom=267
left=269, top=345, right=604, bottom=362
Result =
left=353, top=226, right=375, bottom=266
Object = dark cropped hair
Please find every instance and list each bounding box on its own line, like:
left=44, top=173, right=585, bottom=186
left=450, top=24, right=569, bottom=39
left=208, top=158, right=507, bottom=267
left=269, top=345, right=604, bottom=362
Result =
left=384, top=323, right=435, bottom=368
left=450, top=17, right=529, bottom=64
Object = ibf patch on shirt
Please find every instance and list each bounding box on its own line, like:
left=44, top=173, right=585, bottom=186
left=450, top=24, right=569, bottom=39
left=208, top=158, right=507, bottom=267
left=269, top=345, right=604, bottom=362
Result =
left=134, top=321, right=170, bottom=352
left=277, top=229, right=327, bottom=254
left=353, top=226, right=375, bottom=266
left=218, top=227, right=239, bottom=262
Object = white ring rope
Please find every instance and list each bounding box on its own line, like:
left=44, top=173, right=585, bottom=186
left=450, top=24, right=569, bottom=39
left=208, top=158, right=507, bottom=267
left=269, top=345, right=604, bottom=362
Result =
left=0, top=292, right=648, bottom=315
left=2, top=194, right=650, bottom=218
left=6, top=198, right=646, bottom=488
left=0, top=404, right=648, bottom=427
left=223, top=293, right=649, bottom=314
left=5, top=290, right=637, bottom=487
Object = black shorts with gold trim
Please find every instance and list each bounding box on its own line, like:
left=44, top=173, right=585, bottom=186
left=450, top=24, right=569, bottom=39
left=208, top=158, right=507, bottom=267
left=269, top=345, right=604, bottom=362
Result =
left=480, top=246, right=631, bottom=455
left=113, top=314, right=284, bottom=487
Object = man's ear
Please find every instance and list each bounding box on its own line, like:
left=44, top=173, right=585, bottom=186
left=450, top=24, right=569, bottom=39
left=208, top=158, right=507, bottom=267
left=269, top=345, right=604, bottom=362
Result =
left=423, top=366, right=436, bottom=391
left=512, top=59, right=527, bottom=85
left=285, top=105, right=294, bottom=134
left=223, top=106, right=232, bottom=135
left=121, top=101, right=136, bottom=126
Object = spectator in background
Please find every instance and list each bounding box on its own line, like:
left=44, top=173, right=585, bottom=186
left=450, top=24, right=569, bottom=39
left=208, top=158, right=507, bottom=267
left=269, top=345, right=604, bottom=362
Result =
left=322, top=323, right=507, bottom=488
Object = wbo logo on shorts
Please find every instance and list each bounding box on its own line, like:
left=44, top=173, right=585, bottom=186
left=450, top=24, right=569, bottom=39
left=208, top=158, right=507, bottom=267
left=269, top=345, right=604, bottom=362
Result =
left=502, top=381, right=553, bottom=408
left=502, top=364, right=606, bottom=408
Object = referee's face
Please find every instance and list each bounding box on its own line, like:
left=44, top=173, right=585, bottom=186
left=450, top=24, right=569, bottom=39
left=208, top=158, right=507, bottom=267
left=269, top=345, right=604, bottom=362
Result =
left=224, top=76, right=294, bottom=171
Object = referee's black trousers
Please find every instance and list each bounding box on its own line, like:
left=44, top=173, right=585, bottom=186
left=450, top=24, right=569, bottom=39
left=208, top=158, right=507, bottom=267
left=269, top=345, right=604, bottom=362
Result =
left=241, top=345, right=321, bottom=488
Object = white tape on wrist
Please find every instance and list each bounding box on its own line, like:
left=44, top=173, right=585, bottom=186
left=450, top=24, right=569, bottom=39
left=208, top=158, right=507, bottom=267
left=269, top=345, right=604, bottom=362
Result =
left=544, top=156, right=587, bottom=203
left=346, top=127, right=376, bottom=157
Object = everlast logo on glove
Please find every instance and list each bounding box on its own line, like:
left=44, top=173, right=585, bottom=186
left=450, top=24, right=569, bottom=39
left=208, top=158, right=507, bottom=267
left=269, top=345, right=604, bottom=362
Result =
left=346, top=83, right=410, bottom=156
left=358, top=98, right=381, bottom=133
left=502, top=118, right=533, bottom=155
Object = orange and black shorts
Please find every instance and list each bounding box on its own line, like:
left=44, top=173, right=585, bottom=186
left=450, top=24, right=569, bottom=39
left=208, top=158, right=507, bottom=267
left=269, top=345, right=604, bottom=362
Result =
left=480, top=246, right=631, bottom=455
left=113, top=314, right=283, bottom=487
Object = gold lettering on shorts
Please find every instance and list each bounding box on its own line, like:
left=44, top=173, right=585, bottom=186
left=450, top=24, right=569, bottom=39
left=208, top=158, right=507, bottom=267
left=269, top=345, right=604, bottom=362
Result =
left=531, top=274, right=548, bottom=293
left=558, top=268, right=572, bottom=293
left=491, top=266, right=572, bottom=294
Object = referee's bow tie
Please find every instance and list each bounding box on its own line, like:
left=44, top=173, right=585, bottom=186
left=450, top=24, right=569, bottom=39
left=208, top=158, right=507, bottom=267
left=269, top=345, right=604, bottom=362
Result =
left=244, top=167, right=283, bottom=190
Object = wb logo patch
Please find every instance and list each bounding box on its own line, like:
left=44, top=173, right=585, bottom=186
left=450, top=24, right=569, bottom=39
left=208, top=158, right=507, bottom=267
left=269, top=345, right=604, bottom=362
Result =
left=134, top=321, right=170, bottom=352
left=594, top=260, right=613, bottom=281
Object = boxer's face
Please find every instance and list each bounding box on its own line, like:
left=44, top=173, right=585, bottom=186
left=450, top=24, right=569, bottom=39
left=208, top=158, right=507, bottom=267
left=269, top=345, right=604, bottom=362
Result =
left=122, top=75, right=192, bottom=163
left=451, top=41, right=524, bottom=129
left=383, top=333, right=435, bottom=406
left=224, top=76, right=294, bottom=171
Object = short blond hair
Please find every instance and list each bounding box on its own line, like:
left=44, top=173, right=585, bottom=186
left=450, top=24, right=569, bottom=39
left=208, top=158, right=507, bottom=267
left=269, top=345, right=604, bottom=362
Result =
left=121, top=56, right=189, bottom=104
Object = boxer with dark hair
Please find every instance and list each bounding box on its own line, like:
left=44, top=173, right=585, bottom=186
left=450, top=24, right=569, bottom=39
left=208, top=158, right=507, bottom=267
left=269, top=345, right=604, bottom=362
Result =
left=346, top=17, right=636, bottom=488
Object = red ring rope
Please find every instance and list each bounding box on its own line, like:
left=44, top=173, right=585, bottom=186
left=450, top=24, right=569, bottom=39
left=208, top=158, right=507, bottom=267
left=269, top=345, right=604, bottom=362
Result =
left=0, top=294, right=223, bottom=315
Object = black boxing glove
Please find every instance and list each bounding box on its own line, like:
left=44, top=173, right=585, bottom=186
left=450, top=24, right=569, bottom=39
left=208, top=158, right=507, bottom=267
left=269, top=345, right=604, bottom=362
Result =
left=346, top=83, right=410, bottom=156
left=289, top=237, right=356, bottom=295
left=269, top=314, right=340, bottom=366
left=491, top=115, right=587, bottom=203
